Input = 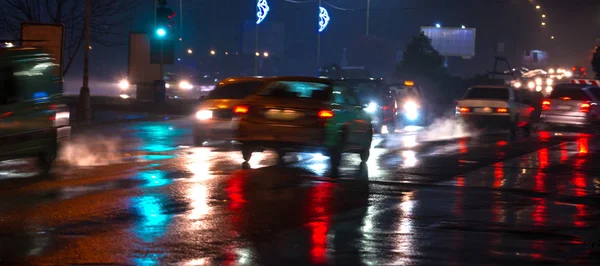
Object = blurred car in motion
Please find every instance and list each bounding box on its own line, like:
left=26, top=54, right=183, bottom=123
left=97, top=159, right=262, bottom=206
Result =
left=456, top=85, right=535, bottom=139
left=541, top=82, right=600, bottom=129
left=571, top=66, right=587, bottom=79
left=390, top=81, right=429, bottom=127
left=118, top=73, right=204, bottom=100
left=0, top=47, right=70, bottom=173
left=340, top=78, right=397, bottom=134
left=194, top=77, right=373, bottom=168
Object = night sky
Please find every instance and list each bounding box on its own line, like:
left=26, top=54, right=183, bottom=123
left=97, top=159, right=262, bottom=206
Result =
left=63, top=0, right=600, bottom=80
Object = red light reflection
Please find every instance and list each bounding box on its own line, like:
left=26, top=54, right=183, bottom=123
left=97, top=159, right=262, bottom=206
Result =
left=574, top=204, right=587, bottom=228
left=535, top=148, right=549, bottom=192
left=532, top=198, right=546, bottom=227
left=453, top=176, right=464, bottom=217
left=538, top=131, right=550, bottom=141
left=560, top=142, right=568, bottom=163
left=573, top=172, right=587, bottom=197
left=226, top=171, right=247, bottom=224
left=496, top=140, right=508, bottom=147
left=307, top=182, right=334, bottom=264
left=458, top=139, right=468, bottom=154
left=493, top=162, right=503, bottom=188
left=577, top=137, right=588, bottom=154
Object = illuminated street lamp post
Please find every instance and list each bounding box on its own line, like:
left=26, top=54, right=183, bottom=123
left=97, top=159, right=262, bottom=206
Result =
left=255, top=0, right=270, bottom=76
left=77, top=0, right=92, bottom=123
left=317, top=2, right=330, bottom=68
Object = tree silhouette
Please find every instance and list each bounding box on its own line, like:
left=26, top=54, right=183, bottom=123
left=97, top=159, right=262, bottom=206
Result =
left=394, top=32, right=446, bottom=80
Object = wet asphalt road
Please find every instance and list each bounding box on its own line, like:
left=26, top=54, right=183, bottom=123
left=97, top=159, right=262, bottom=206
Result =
left=0, top=118, right=599, bottom=265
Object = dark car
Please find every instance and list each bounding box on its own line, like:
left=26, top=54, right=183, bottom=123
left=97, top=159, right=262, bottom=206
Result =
left=0, top=47, right=71, bottom=173
left=341, top=78, right=397, bottom=134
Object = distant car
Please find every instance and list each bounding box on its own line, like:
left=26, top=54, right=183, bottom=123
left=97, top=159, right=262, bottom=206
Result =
left=456, top=85, right=535, bottom=139
left=390, top=81, right=429, bottom=127
left=195, top=76, right=373, bottom=168
left=340, top=78, right=397, bottom=134
left=0, top=47, right=71, bottom=173
left=541, top=83, right=600, bottom=128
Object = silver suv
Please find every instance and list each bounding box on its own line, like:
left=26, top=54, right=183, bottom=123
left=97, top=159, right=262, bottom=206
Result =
left=541, top=84, right=600, bottom=128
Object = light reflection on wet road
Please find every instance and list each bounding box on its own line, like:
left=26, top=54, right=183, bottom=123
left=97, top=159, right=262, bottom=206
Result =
left=0, top=118, right=599, bottom=265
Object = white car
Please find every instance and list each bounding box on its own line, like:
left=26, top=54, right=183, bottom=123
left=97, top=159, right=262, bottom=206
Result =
left=456, top=85, right=535, bottom=139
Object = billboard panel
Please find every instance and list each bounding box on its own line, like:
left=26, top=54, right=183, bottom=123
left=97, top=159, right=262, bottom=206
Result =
left=242, top=20, right=285, bottom=56
left=128, top=33, right=160, bottom=84
left=420, top=27, right=476, bottom=58
left=21, top=23, right=64, bottom=77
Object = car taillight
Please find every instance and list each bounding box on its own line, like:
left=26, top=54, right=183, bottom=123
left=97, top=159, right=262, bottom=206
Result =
left=496, top=108, right=508, bottom=113
left=580, top=102, right=591, bottom=113
left=542, top=100, right=551, bottom=111
left=458, top=107, right=470, bottom=113
left=317, top=110, right=334, bottom=119
left=233, top=105, right=249, bottom=114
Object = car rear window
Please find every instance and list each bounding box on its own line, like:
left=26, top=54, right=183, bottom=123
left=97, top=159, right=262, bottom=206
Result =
left=464, top=87, right=509, bottom=100
left=259, top=81, right=331, bottom=101
left=206, top=81, right=264, bottom=99
left=549, top=86, right=590, bottom=101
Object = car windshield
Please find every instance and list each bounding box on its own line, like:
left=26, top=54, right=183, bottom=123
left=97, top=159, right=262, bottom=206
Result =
left=206, top=81, right=264, bottom=99
left=464, top=87, right=509, bottom=100
left=550, top=86, right=590, bottom=101
left=259, top=81, right=331, bottom=101
left=343, top=80, right=382, bottom=100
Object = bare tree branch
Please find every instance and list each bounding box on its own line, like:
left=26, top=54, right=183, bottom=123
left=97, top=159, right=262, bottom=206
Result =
left=0, top=0, right=139, bottom=77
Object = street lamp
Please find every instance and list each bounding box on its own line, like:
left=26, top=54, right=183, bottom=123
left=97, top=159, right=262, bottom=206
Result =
left=263, top=52, right=269, bottom=57
left=210, top=50, right=216, bottom=55
left=461, top=25, right=466, bottom=29
left=187, top=49, right=193, bottom=54
left=541, top=22, right=546, bottom=26
left=156, top=28, right=167, bottom=37
left=536, top=5, right=540, bottom=9
left=255, top=52, right=260, bottom=57
left=435, top=23, right=441, bottom=28
left=542, top=14, right=546, bottom=18
left=551, top=36, right=555, bottom=39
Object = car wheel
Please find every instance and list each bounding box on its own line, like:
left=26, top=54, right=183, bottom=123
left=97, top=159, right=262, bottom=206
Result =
left=276, top=150, right=286, bottom=165
left=360, top=130, right=372, bottom=162
left=373, top=124, right=382, bottom=134
left=241, top=145, right=253, bottom=162
left=523, top=122, right=532, bottom=137
left=193, top=135, right=206, bottom=146
left=329, top=129, right=347, bottom=169
left=386, top=123, right=396, bottom=134
left=38, top=147, right=57, bottom=175
left=508, top=121, right=517, bottom=140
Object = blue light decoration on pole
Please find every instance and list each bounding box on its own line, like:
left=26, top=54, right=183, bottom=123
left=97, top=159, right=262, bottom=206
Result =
left=318, top=6, right=330, bottom=32
left=256, top=0, right=270, bottom=24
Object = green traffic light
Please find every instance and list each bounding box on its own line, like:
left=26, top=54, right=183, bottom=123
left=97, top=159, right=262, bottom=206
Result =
left=156, top=28, right=166, bottom=37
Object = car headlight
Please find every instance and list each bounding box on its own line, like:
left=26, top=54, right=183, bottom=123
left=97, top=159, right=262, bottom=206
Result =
left=179, top=80, right=193, bottom=90
left=165, top=83, right=170, bottom=88
left=564, top=71, right=573, bottom=78
left=546, top=78, right=553, bottom=86
left=548, top=68, right=555, bottom=74
left=196, top=110, right=212, bottom=120
left=514, top=81, right=522, bottom=88
left=403, top=101, right=419, bottom=111
left=535, top=77, right=543, bottom=86
left=118, top=79, right=130, bottom=90
left=365, top=102, right=378, bottom=113
left=528, top=81, right=536, bottom=90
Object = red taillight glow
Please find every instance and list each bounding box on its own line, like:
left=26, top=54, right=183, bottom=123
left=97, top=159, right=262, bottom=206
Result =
left=458, top=107, right=470, bottom=113
left=580, top=102, right=591, bottom=113
left=233, top=105, right=249, bottom=114
left=496, top=108, right=508, bottom=113
left=317, top=110, right=334, bottom=119
left=542, top=100, right=551, bottom=111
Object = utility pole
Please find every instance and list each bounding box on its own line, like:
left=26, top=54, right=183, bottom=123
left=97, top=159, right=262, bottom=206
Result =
left=366, top=0, right=371, bottom=36
left=255, top=0, right=259, bottom=76
left=317, top=0, right=321, bottom=68
left=77, top=0, right=91, bottom=123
